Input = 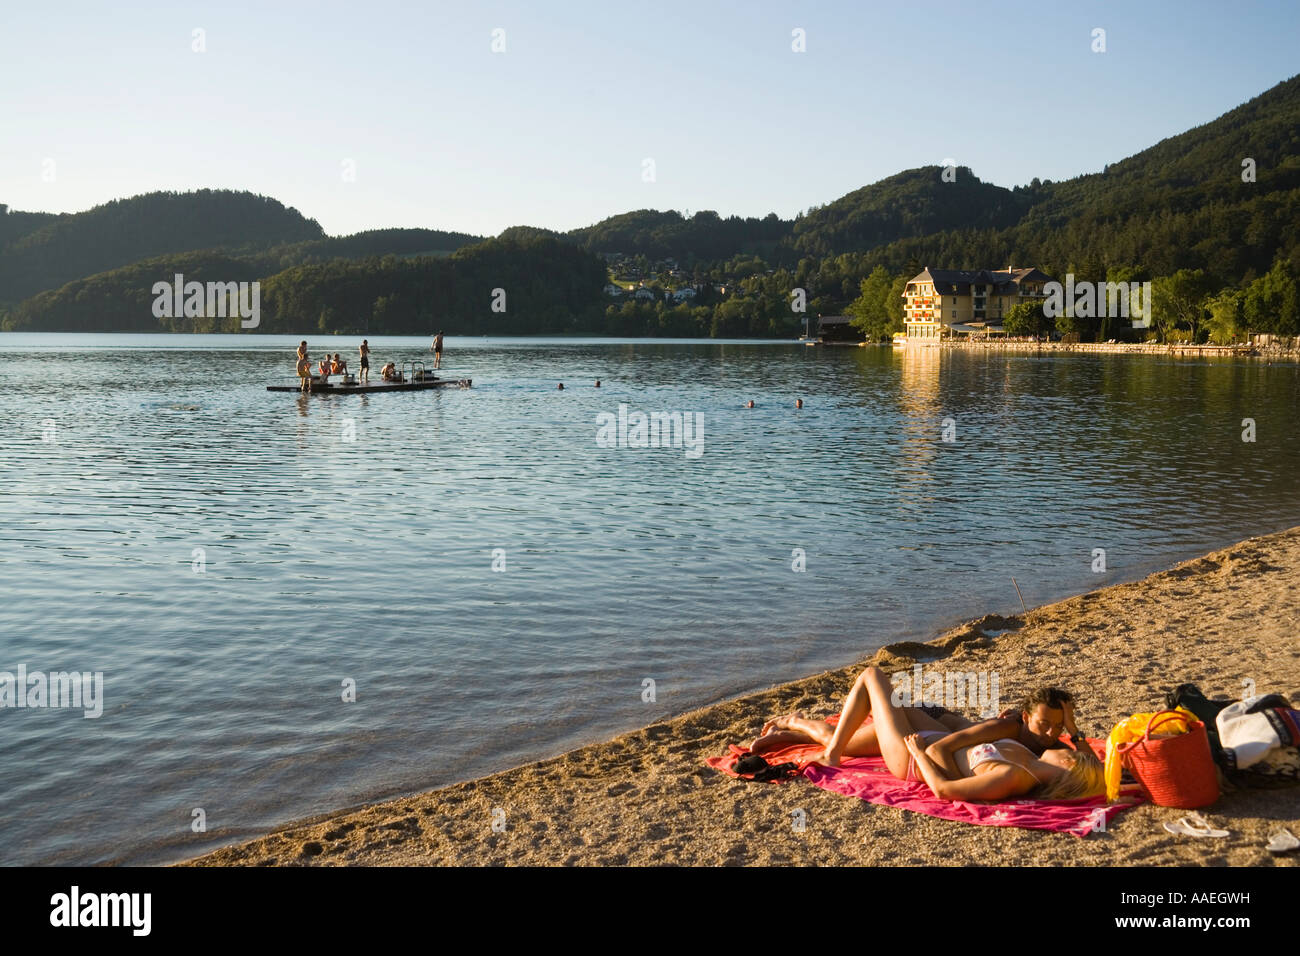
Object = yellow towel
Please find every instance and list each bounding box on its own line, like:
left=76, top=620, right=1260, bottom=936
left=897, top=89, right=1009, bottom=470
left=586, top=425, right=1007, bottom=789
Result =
left=1104, top=707, right=1197, bottom=801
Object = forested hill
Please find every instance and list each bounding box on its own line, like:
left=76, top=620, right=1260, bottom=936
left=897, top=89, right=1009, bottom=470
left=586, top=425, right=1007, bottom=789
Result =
left=558, top=168, right=1029, bottom=264
left=261, top=228, right=484, bottom=271
left=12, top=252, right=264, bottom=332
left=0, top=205, right=57, bottom=248
left=8, top=234, right=609, bottom=335
left=787, top=166, right=1030, bottom=258
left=255, top=233, right=608, bottom=335
left=831, top=73, right=1300, bottom=285
left=566, top=209, right=790, bottom=261
left=562, top=73, right=1300, bottom=272
left=1025, top=72, right=1300, bottom=230
left=0, top=189, right=324, bottom=302
left=551, top=169, right=1032, bottom=264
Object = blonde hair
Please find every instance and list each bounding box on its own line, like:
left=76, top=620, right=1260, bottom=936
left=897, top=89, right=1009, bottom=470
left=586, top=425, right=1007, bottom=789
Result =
left=1035, top=747, right=1106, bottom=801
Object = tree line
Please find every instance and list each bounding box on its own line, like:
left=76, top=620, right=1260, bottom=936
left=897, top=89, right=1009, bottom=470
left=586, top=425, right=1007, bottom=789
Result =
left=840, top=259, right=1300, bottom=343
left=4, top=236, right=609, bottom=335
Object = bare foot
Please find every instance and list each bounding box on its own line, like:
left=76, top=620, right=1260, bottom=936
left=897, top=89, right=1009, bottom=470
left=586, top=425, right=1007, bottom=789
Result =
left=760, top=712, right=804, bottom=736
left=819, top=747, right=842, bottom=768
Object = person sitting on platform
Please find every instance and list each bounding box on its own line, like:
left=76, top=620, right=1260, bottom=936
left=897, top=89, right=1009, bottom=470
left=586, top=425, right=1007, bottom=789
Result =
left=331, top=353, right=348, bottom=376
left=380, top=361, right=401, bottom=382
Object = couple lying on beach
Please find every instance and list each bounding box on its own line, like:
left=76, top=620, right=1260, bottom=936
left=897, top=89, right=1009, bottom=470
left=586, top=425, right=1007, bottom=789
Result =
left=752, top=665, right=1105, bottom=801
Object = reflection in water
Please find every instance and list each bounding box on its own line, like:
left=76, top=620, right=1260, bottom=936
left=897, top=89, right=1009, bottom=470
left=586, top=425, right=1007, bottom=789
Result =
left=895, top=345, right=942, bottom=508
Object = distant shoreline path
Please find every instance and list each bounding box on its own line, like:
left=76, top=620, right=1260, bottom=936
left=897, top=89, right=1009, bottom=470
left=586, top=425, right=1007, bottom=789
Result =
left=921, top=340, right=1288, bottom=357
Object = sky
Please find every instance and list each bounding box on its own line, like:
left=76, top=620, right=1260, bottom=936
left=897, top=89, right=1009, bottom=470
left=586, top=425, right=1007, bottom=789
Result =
left=2, top=0, right=1297, bottom=238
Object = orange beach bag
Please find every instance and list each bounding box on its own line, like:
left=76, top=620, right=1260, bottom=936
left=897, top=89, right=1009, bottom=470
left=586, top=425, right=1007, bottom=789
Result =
left=1114, top=710, right=1220, bottom=809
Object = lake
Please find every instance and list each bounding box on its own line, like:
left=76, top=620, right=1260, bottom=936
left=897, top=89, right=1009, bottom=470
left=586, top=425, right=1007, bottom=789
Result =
left=1, top=334, right=1297, bottom=864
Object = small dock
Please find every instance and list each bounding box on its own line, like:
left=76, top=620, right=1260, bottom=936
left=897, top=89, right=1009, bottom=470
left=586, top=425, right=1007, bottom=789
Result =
left=269, top=362, right=470, bottom=394
left=267, top=377, right=471, bottom=394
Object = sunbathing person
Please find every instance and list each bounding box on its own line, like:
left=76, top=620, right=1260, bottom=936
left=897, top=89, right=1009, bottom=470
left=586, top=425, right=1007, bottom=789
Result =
left=920, top=688, right=1086, bottom=779
left=331, top=353, right=348, bottom=376
left=818, top=665, right=1104, bottom=801
left=756, top=683, right=1084, bottom=762
left=750, top=705, right=972, bottom=757
left=317, top=357, right=332, bottom=381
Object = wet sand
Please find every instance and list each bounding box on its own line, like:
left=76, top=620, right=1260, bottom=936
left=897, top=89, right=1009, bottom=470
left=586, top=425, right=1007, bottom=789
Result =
left=185, top=528, right=1300, bottom=866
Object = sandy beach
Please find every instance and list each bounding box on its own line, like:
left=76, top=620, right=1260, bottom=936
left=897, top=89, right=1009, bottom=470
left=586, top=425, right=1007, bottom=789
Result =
left=186, top=527, right=1300, bottom=867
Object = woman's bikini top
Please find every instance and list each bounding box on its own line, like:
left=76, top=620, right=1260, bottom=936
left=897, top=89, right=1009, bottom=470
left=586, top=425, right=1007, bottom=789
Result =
left=966, top=739, right=1047, bottom=784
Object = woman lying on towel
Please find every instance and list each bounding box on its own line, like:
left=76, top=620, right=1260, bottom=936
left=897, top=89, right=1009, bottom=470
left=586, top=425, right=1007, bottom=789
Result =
left=752, top=705, right=973, bottom=757
left=754, top=686, right=1081, bottom=761
left=800, top=665, right=1103, bottom=801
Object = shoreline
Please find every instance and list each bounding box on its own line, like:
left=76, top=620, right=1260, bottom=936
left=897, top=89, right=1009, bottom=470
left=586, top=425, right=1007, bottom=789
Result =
left=185, top=527, right=1300, bottom=867
left=814, top=339, right=1300, bottom=357
left=911, top=340, right=1300, bottom=358
left=5, top=330, right=1298, bottom=358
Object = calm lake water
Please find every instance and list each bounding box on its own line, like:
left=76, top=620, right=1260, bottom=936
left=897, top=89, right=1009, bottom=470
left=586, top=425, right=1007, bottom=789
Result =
left=1, top=334, right=1298, bottom=865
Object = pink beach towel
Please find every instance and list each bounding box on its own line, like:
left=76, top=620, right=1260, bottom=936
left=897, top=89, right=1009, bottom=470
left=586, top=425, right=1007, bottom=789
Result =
left=708, top=739, right=1144, bottom=837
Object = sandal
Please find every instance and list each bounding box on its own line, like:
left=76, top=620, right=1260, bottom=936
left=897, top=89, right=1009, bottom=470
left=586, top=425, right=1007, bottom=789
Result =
left=1267, top=828, right=1300, bottom=854
left=1162, top=812, right=1229, bottom=838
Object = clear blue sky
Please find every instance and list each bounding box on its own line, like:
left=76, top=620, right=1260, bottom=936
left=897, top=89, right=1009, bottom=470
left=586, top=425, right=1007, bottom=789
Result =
left=2, top=0, right=1295, bottom=237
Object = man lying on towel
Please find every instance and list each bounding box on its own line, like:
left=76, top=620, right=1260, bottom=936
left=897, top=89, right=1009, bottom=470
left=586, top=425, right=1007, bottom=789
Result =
left=754, top=667, right=1104, bottom=802
left=753, top=685, right=1083, bottom=761
left=924, top=687, right=1088, bottom=778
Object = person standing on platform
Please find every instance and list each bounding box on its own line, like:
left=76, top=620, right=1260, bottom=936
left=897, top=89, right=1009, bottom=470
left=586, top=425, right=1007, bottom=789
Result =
left=432, top=331, right=444, bottom=369
left=296, top=351, right=312, bottom=393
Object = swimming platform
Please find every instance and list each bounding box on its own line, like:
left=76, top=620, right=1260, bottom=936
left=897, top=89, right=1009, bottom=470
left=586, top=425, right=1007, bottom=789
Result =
left=267, top=376, right=471, bottom=394
left=270, top=362, right=471, bottom=394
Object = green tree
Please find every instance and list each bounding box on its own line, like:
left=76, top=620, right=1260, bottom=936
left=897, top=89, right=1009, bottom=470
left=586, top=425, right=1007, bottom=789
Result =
left=1205, top=289, right=1244, bottom=344
left=1003, top=300, right=1046, bottom=337
left=1242, top=259, right=1299, bottom=335
left=1055, top=310, right=1082, bottom=338
left=1101, top=266, right=1150, bottom=340
left=847, top=265, right=895, bottom=339
left=886, top=275, right=907, bottom=329
left=1152, top=269, right=1214, bottom=343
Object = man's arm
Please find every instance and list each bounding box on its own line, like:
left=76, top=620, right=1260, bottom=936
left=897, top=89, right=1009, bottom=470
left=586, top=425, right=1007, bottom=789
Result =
left=1061, top=698, right=1084, bottom=750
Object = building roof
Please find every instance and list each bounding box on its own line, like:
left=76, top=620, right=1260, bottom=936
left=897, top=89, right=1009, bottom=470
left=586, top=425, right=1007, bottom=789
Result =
left=907, top=266, right=1052, bottom=295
